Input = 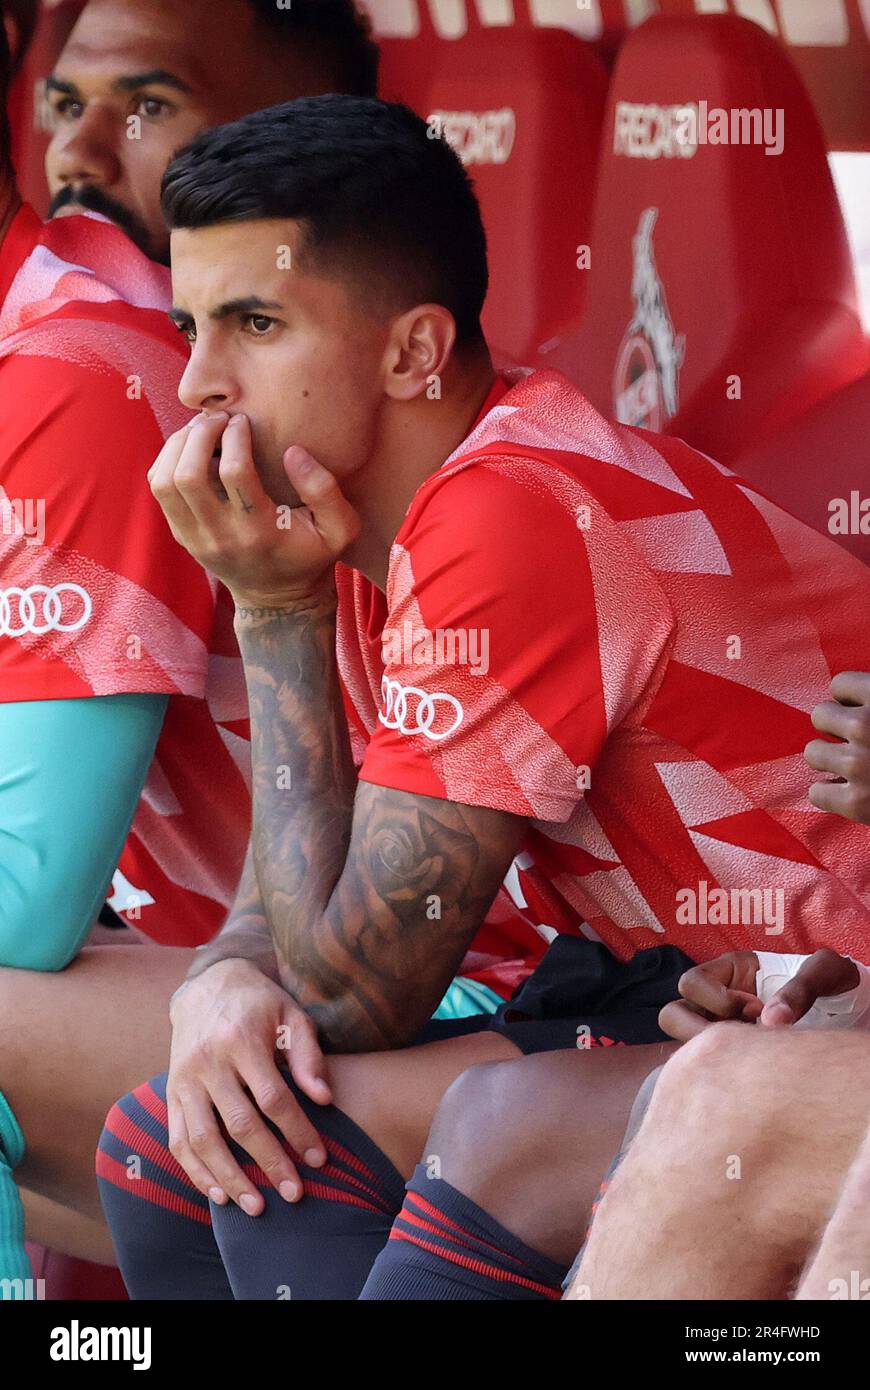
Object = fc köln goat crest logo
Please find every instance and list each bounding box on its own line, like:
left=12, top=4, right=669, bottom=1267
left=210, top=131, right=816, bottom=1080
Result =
left=613, top=208, right=685, bottom=431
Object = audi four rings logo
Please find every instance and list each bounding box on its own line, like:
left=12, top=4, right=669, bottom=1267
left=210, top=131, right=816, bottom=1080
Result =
left=0, top=584, right=93, bottom=637
left=379, top=677, right=464, bottom=742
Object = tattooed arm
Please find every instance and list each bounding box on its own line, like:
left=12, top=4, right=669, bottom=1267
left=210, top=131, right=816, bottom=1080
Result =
left=176, top=838, right=281, bottom=991
left=237, top=595, right=526, bottom=1053
left=149, top=418, right=525, bottom=1053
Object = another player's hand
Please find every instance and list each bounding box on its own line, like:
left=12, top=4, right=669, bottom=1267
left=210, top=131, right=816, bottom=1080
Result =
left=805, top=671, right=870, bottom=826
left=659, top=948, right=860, bottom=1040
left=166, top=958, right=332, bottom=1214
left=148, top=412, right=360, bottom=608
left=757, top=949, right=859, bottom=1028
left=658, top=950, right=762, bottom=1041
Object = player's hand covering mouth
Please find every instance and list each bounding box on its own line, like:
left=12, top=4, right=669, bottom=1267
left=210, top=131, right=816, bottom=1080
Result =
left=148, top=411, right=361, bottom=608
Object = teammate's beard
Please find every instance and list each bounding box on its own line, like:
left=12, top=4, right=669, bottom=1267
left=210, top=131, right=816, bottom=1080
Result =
left=47, top=184, right=163, bottom=264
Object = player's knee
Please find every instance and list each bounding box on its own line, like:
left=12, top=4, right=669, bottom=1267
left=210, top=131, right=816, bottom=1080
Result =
left=629, top=1024, right=772, bottom=1168
left=654, top=1021, right=761, bottom=1105
left=425, top=1058, right=543, bottom=1202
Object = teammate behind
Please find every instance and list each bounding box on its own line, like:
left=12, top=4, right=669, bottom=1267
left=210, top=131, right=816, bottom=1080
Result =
left=44, top=0, right=379, bottom=264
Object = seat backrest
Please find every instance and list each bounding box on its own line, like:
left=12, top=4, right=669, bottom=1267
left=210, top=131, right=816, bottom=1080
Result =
left=546, top=13, right=868, bottom=462
left=379, top=9, right=608, bottom=365
left=735, top=371, right=870, bottom=566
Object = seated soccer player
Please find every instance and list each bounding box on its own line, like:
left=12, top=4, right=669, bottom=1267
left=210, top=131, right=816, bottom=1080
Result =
left=0, top=0, right=393, bottom=1286
left=96, top=94, right=870, bottom=1301
left=564, top=671, right=870, bottom=1300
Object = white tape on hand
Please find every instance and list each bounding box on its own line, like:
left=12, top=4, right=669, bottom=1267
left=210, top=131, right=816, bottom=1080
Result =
left=755, top=953, right=870, bottom=1031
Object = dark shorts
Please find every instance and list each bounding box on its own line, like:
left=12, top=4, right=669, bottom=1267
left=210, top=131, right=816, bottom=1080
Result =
left=413, top=938, right=695, bottom=1055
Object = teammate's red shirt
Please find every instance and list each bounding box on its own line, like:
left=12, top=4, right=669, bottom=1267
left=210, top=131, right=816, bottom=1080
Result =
left=354, top=367, right=870, bottom=976
left=0, top=204, right=255, bottom=943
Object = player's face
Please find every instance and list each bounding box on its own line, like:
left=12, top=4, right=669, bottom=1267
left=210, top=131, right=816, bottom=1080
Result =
left=44, top=0, right=320, bottom=264
left=170, top=219, right=390, bottom=507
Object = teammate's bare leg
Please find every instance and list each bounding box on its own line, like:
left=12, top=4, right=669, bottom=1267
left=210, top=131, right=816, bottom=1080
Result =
left=569, top=1024, right=870, bottom=1300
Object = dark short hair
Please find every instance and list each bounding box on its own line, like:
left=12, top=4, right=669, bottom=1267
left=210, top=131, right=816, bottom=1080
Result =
left=162, top=95, right=489, bottom=346
left=246, top=0, right=379, bottom=98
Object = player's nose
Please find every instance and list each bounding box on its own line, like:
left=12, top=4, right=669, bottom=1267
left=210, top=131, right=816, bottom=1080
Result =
left=49, top=110, right=123, bottom=191
left=177, top=349, right=235, bottom=415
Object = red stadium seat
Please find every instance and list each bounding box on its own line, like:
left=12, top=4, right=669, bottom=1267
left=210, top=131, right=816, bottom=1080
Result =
left=378, top=7, right=608, bottom=369
left=546, top=13, right=869, bottom=463
left=735, top=371, right=870, bottom=566
left=26, top=1242, right=128, bottom=1300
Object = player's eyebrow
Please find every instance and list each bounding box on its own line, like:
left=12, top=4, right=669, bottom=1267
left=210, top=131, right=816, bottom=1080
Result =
left=169, top=297, right=285, bottom=326
left=45, top=70, right=194, bottom=98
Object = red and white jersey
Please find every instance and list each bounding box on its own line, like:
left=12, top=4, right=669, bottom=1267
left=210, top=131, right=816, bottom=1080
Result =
left=355, top=367, right=870, bottom=985
left=0, top=204, right=252, bottom=945
left=4, top=215, right=867, bottom=990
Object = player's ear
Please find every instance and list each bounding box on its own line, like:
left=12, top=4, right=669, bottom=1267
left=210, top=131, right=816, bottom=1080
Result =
left=382, top=304, right=456, bottom=403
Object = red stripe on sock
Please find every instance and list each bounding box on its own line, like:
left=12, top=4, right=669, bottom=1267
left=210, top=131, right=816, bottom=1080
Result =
left=96, top=1150, right=211, bottom=1226
left=404, top=1190, right=531, bottom=1268
left=234, top=1160, right=386, bottom=1215
left=132, top=1081, right=168, bottom=1125
left=316, top=1161, right=394, bottom=1212
left=323, top=1137, right=382, bottom=1185
left=300, top=1179, right=387, bottom=1215
left=237, top=1158, right=394, bottom=1215
left=104, top=1105, right=196, bottom=1193
left=274, top=1133, right=391, bottom=1210
left=132, top=1086, right=395, bottom=1212
left=389, top=1226, right=561, bottom=1300
left=397, top=1205, right=527, bottom=1268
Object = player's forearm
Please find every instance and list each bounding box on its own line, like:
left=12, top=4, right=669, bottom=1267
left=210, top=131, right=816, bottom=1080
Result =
left=233, top=598, right=516, bottom=1056
left=234, top=594, right=358, bottom=983
left=183, top=840, right=282, bottom=986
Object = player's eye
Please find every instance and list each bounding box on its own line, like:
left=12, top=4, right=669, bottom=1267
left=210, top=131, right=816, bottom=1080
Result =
left=135, top=96, right=176, bottom=121
left=173, top=321, right=196, bottom=344
left=243, top=315, right=277, bottom=337
left=48, top=96, right=84, bottom=124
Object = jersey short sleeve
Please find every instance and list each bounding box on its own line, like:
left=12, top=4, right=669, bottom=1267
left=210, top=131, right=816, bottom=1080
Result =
left=0, top=306, right=215, bottom=702
left=360, top=452, right=676, bottom=822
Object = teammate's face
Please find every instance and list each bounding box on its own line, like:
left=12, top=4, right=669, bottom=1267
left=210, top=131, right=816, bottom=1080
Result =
left=170, top=219, right=390, bottom=506
left=44, top=0, right=324, bottom=264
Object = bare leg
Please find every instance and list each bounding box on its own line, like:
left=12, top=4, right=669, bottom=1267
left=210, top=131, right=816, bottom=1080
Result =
left=326, top=1031, right=521, bottom=1176
left=0, top=945, right=192, bottom=1234
left=420, top=1041, right=677, bottom=1265
left=796, top=1121, right=870, bottom=1301
left=21, top=1030, right=524, bottom=1269
left=7, top=938, right=674, bottom=1276
left=3, top=936, right=526, bottom=1264
left=22, top=1190, right=120, bottom=1265
left=572, top=1023, right=870, bottom=1300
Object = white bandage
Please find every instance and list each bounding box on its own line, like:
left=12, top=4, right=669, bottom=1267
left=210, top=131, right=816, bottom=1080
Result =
left=754, top=953, right=870, bottom=1031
